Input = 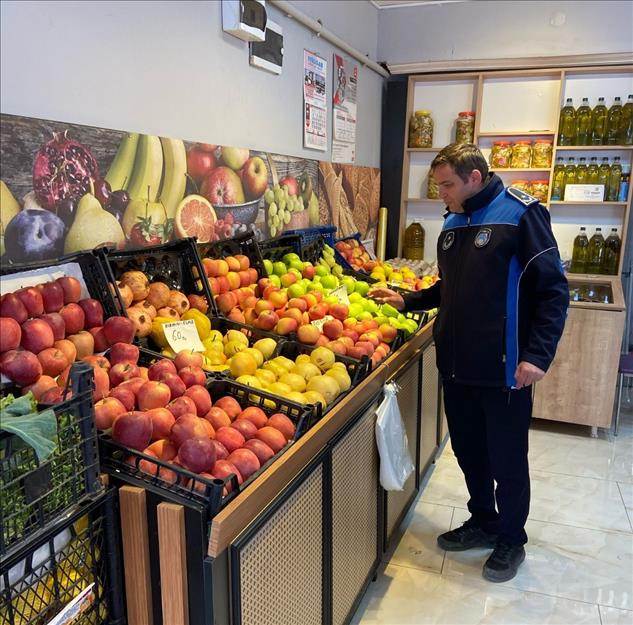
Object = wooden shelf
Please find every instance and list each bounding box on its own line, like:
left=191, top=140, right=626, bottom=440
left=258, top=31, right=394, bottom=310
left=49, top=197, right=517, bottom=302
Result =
left=407, top=147, right=442, bottom=152
left=555, top=145, right=633, bottom=151
left=549, top=201, right=627, bottom=206
left=405, top=198, right=444, bottom=203
left=478, top=130, right=556, bottom=137
left=492, top=168, right=552, bottom=173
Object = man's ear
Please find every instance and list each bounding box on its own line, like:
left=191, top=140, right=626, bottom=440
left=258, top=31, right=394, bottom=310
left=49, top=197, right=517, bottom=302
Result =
left=470, top=169, right=483, bottom=185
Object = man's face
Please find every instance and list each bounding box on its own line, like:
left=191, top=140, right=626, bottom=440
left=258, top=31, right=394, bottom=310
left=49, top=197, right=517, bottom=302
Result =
left=433, top=163, right=483, bottom=212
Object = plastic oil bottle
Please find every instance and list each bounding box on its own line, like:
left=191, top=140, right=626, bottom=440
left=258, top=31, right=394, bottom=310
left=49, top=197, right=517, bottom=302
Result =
left=607, top=97, right=623, bottom=145
left=550, top=157, right=566, bottom=200
left=403, top=221, right=425, bottom=260
left=558, top=98, right=576, bottom=145
left=607, top=156, right=622, bottom=201
left=587, top=228, right=605, bottom=274
left=602, top=228, right=621, bottom=275
left=570, top=227, right=589, bottom=273
left=598, top=157, right=611, bottom=200
left=591, top=97, right=608, bottom=144
left=587, top=156, right=600, bottom=184
left=576, top=157, right=589, bottom=184
left=563, top=157, right=577, bottom=198
left=575, top=97, right=592, bottom=145
left=619, top=94, right=633, bottom=145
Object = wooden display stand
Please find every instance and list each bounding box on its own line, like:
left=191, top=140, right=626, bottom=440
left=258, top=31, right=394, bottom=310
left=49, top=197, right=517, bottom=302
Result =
left=113, top=321, right=444, bottom=625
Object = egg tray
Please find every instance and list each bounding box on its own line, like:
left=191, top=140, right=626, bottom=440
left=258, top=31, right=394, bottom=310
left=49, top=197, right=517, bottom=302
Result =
left=96, top=237, right=219, bottom=318
left=197, top=230, right=267, bottom=288
left=0, top=363, right=102, bottom=559
left=98, top=377, right=316, bottom=526
left=0, top=250, right=127, bottom=318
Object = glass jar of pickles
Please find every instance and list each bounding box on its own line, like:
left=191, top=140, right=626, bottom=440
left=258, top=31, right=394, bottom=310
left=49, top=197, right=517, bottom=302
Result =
left=529, top=180, right=549, bottom=202
left=455, top=111, right=475, bottom=144
left=427, top=170, right=439, bottom=199
left=490, top=141, right=512, bottom=168
left=408, top=110, right=434, bottom=148
left=532, top=139, right=553, bottom=168
left=511, top=141, right=532, bottom=168
left=511, top=180, right=531, bottom=194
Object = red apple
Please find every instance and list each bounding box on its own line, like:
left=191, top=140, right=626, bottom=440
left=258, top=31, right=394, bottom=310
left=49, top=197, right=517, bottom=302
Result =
left=103, top=316, right=135, bottom=345
left=279, top=175, right=300, bottom=197
left=211, top=459, right=243, bottom=492
left=108, top=386, right=136, bottom=411
left=255, top=426, right=287, bottom=453
left=184, top=384, right=212, bottom=416
left=274, top=317, right=298, bottom=336
left=230, top=418, right=258, bottom=440
left=37, top=348, right=69, bottom=377
left=118, top=377, right=147, bottom=396
left=242, top=156, right=268, bottom=200
left=178, top=437, right=217, bottom=473
left=187, top=294, right=209, bottom=314
left=78, top=299, right=104, bottom=328
left=227, top=448, right=260, bottom=480
left=187, top=145, right=217, bottom=183
left=243, top=439, right=275, bottom=465
left=200, top=166, right=246, bottom=206
left=16, top=287, right=44, bottom=317
left=216, top=291, right=237, bottom=314
left=59, top=303, right=85, bottom=335
left=0, top=350, right=42, bottom=386
left=89, top=327, right=109, bottom=352
left=209, top=439, right=229, bottom=461
left=109, top=362, right=141, bottom=386
left=37, top=282, right=64, bottom=313
left=112, top=411, right=152, bottom=450
left=82, top=354, right=110, bottom=370
left=23, top=375, right=57, bottom=401
left=329, top=303, right=349, bottom=321
left=0, top=317, right=21, bottom=352
left=323, top=319, right=344, bottom=340
left=167, top=396, right=198, bottom=420
left=174, top=350, right=204, bottom=371
left=254, top=310, right=279, bottom=331
left=94, top=396, right=127, bottom=430
left=148, top=358, right=177, bottom=380
left=213, top=396, right=242, bottom=420
left=267, top=413, right=296, bottom=441
left=146, top=439, right=178, bottom=461
left=137, top=381, right=171, bottom=410
left=171, top=414, right=210, bottom=448
left=0, top=294, right=28, bottom=323
left=39, top=386, right=67, bottom=404
left=93, top=365, right=110, bottom=401
left=110, top=342, right=140, bottom=366
left=239, top=406, right=268, bottom=429
left=157, top=371, right=186, bottom=399
left=41, top=313, right=66, bottom=342
left=288, top=298, right=308, bottom=313
left=215, top=426, right=245, bottom=453
left=21, top=319, right=54, bottom=353
left=178, top=366, right=206, bottom=388
left=55, top=276, right=82, bottom=304
left=297, top=324, right=320, bottom=345
left=204, top=406, right=231, bottom=430
left=145, top=407, right=176, bottom=441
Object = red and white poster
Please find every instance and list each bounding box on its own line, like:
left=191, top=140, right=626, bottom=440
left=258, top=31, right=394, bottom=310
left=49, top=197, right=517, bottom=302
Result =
left=332, top=54, right=358, bottom=163
left=303, top=50, right=327, bottom=151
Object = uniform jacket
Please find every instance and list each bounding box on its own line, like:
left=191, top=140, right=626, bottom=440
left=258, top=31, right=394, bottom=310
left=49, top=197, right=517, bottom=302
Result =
left=403, top=174, right=569, bottom=388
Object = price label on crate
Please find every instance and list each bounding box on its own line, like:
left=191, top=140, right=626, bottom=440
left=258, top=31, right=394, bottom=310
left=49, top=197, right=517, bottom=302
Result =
left=311, top=315, right=334, bottom=331
left=47, top=583, right=95, bottom=625
left=163, top=319, right=205, bottom=353
left=329, top=284, right=350, bottom=305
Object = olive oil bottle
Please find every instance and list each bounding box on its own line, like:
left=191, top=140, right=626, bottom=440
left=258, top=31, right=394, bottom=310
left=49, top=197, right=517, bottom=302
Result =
left=619, top=94, right=633, bottom=145
left=563, top=158, right=577, bottom=199
left=607, top=97, right=623, bottom=145
left=587, top=156, right=600, bottom=184
left=591, top=97, right=608, bottom=144
left=602, top=228, right=621, bottom=275
left=587, top=228, right=605, bottom=274
left=575, top=157, right=588, bottom=184
left=607, top=156, right=622, bottom=201
left=570, top=227, right=589, bottom=273
left=558, top=98, right=576, bottom=146
left=598, top=157, right=611, bottom=200
left=575, top=97, right=592, bottom=145
left=550, top=157, right=566, bottom=200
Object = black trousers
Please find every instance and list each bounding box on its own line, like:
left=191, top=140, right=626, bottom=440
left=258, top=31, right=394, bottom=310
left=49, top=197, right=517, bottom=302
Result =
left=442, top=381, right=532, bottom=545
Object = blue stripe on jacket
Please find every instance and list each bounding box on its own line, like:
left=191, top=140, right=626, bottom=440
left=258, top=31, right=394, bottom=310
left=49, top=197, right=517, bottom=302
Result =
left=505, top=256, right=523, bottom=387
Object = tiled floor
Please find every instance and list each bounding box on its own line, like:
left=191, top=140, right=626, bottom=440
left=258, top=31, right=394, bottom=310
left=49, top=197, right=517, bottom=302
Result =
left=350, top=407, right=633, bottom=625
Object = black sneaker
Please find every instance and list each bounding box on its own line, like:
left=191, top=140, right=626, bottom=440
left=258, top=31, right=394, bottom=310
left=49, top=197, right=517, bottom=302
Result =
left=482, top=542, right=526, bottom=582
left=437, top=522, right=498, bottom=551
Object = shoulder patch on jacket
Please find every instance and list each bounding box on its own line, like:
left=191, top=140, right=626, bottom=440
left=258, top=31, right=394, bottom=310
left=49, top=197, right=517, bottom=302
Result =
left=507, top=187, right=539, bottom=207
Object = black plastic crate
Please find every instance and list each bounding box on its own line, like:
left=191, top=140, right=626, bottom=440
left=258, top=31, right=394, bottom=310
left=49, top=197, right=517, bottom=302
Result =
left=197, top=230, right=267, bottom=288
left=284, top=225, right=337, bottom=247
left=0, top=489, right=124, bottom=625
left=333, top=233, right=364, bottom=272
left=0, top=251, right=126, bottom=318
left=99, top=378, right=316, bottom=525
left=256, top=234, right=302, bottom=264
left=0, top=363, right=102, bottom=558
left=97, top=237, right=219, bottom=317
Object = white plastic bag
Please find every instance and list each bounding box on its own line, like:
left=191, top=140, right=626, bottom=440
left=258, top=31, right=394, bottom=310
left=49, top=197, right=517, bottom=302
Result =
left=375, top=383, right=415, bottom=491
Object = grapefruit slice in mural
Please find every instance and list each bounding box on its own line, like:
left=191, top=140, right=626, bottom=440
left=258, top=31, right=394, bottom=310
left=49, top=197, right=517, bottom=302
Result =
left=175, top=195, right=217, bottom=243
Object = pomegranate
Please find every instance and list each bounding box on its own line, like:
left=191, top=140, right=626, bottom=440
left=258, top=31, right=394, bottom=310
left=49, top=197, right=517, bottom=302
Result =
left=33, top=130, right=99, bottom=209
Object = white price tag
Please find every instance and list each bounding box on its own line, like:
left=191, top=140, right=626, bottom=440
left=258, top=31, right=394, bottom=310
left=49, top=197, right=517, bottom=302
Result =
left=163, top=319, right=205, bottom=353
left=330, top=285, right=350, bottom=305
left=311, top=315, right=334, bottom=331
left=46, top=583, right=95, bottom=625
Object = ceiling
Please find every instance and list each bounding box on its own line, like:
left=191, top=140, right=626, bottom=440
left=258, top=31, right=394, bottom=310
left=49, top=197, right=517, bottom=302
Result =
left=371, top=0, right=467, bottom=7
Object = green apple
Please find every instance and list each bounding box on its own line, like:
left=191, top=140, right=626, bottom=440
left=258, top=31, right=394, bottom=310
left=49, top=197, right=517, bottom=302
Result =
left=315, top=264, right=330, bottom=277
left=374, top=315, right=389, bottom=326
left=362, top=299, right=379, bottom=314
left=357, top=311, right=373, bottom=321
left=289, top=259, right=305, bottom=273
left=324, top=295, right=339, bottom=306
left=348, top=292, right=362, bottom=304
left=263, top=259, right=273, bottom=276
left=221, top=146, right=250, bottom=171
left=348, top=303, right=364, bottom=318
left=289, top=268, right=302, bottom=280
left=381, top=303, right=400, bottom=318
left=269, top=274, right=281, bottom=287
left=287, top=283, right=306, bottom=298
left=341, top=277, right=355, bottom=294
left=355, top=281, right=370, bottom=296
left=283, top=252, right=301, bottom=265
left=273, top=261, right=287, bottom=277
left=307, top=282, right=324, bottom=292
left=320, top=275, right=339, bottom=290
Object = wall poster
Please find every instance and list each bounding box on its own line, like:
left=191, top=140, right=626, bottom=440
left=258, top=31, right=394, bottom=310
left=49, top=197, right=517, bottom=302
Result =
left=332, top=53, right=358, bottom=163
left=303, top=50, right=327, bottom=151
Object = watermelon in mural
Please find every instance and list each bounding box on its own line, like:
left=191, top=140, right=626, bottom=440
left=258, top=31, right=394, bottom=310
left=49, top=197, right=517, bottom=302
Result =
left=0, top=114, right=379, bottom=263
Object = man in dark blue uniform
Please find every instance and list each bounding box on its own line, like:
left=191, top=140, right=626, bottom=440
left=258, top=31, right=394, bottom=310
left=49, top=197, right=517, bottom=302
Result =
left=370, top=143, right=568, bottom=582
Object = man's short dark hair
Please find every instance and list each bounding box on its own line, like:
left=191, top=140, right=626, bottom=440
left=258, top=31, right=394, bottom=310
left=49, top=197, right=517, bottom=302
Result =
left=431, top=143, right=489, bottom=182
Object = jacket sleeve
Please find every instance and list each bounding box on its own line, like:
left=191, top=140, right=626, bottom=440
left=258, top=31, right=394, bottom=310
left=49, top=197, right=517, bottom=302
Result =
left=402, top=280, right=441, bottom=312
left=517, top=204, right=569, bottom=372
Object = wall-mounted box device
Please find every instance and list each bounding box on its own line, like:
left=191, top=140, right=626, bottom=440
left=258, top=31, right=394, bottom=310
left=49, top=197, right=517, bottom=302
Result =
left=249, top=19, right=283, bottom=74
left=222, top=0, right=267, bottom=43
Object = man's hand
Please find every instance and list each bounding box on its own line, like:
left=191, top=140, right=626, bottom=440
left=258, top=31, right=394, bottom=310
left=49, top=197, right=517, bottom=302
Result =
left=368, top=287, right=405, bottom=310
left=514, top=361, right=545, bottom=388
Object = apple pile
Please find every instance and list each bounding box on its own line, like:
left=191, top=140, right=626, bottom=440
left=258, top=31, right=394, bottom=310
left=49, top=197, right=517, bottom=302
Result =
left=0, top=276, right=135, bottom=402
left=201, top=253, right=259, bottom=313
left=98, top=346, right=297, bottom=494
left=335, top=238, right=377, bottom=272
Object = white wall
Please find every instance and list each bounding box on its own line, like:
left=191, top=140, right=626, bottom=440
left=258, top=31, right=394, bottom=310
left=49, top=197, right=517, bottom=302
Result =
left=0, top=0, right=383, bottom=166
left=378, top=0, right=633, bottom=66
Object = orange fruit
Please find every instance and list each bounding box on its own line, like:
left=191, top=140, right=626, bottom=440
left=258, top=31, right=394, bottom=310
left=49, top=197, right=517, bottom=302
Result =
left=175, top=195, right=217, bottom=242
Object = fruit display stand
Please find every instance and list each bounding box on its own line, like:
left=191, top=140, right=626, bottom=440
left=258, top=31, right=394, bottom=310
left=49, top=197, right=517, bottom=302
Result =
left=111, top=316, right=441, bottom=625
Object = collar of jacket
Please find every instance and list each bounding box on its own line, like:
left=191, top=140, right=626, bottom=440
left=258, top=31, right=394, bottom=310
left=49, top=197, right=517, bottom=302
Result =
left=444, top=173, right=505, bottom=217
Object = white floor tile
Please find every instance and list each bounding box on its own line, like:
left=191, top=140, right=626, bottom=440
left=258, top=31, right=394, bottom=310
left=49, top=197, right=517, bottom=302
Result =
left=598, top=606, right=633, bottom=625
left=388, top=501, right=454, bottom=574
left=349, top=564, right=602, bottom=625
left=444, top=509, right=633, bottom=610
left=420, top=455, right=469, bottom=510
left=618, top=482, right=633, bottom=527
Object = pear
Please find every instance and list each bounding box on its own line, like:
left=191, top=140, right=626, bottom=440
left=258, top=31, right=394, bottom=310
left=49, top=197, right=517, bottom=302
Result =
left=122, top=197, right=167, bottom=237
left=64, top=192, right=125, bottom=253
left=1, top=181, right=20, bottom=234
